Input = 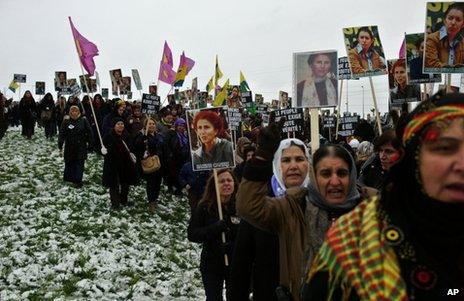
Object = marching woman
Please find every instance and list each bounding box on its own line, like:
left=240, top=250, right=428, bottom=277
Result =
left=188, top=169, right=239, bottom=300
left=19, top=90, right=37, bottom=139
left=58, top=105, right=92, bottom=188
left=102, top=117, right=138, bottom=210
left=133, top=117, right=165, bottom=214
left=302, top=92, right=464, bottom=300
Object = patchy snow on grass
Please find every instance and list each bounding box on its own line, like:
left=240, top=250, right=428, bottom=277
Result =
left=0, top=128, right=204, bottom=300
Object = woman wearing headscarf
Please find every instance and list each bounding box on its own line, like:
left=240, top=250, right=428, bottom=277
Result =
left=39, top=92, right=56, bottom=139
left=236, top=120, right=371, bottom=301
left=18, top=90, right=37, bottom=139
left=188, top=169, right=240, bottom=300
left=302, top=92, right=464, bottom=300
left=165, top=117, right=190, bottom=195
left=102, top=117, right=137, bottom=209
left=58, top=105, right=92, bottom=188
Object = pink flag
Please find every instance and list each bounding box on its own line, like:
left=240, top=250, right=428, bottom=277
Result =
left=158, top=62, right=176, bottom=85
left=161, top=41, right=174, bottom=68
left=399, top=37, right=406, bottom=59
left=69, top=17, right=99, bottom=76
left=180, top=51, right=195, bottom=74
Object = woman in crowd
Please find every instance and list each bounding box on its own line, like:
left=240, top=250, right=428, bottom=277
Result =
left=133, top=117, right=165, bottom=214
left=39, top=92, right=56, bottom=139
left=389, top=59, right=421, bottom=102
left=19, top=90, right=37, bottom=139
left=302, top=92, right=464, bottom=301
left=296, top=52, right=338, bottom=107
left=188, top=169, right=239, bottom=300
left=192, top=110, right=234, bottom=168
left=58, top=105, right=92, bottom=188
left=348, top=26, right=386, bottom=75
left=425, top=3, right=464, bottom=69
left=101, top=99, right=126, bottom=137
left=355, top=140, right=374, bottom=174
left=165, top=117, right=190, bottom=195
left=55, top=96, right=67, bottom=130
left=358, top=129, right=403, bottom=190
left=102, top=117, right=137, bottom=209
left=236, top=121, right=372, bottom=300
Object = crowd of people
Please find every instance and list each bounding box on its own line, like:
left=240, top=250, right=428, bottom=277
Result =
left=0, top=88, right=462, bottom=300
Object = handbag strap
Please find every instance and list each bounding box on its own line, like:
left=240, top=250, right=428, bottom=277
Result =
left=121, top=139, right=131, bottom=155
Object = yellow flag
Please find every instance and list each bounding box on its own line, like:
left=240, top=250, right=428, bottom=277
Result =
left=206, top=76, right=214, bottom=93
left=213, top=79, right=229, bottom=107
left=215, top=55, right=223, bottom=86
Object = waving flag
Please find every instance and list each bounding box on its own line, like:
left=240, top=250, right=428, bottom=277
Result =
left=158, top=41, right=176, bottom=85
left=173, top=51, right=195, bottom=87
left=239, top=71, right=250, bottom=92
left=213, top=79, right=229, bottom=107
left=215, top=55, right=223, bottom=87
left=69, top=17, right=99, bottom=76
left=206, top=76, right=214, bottom=93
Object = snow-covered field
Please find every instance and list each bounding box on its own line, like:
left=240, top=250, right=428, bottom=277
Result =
left=0, top=127, right=204, bottom=300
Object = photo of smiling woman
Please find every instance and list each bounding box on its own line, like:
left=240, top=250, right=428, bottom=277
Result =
left=187, top=107, right=235, bottom=171
left=425, top=2, right=464, bottom=73
left=294, top=50, right=338, bottom=108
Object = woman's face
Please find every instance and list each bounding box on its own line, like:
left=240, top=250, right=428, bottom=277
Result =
left=445, top=8, right=464, bottom=37
left=196, top=119, right=218, bottom=145
left=147, top=119, right=156, bottom=134
left=419, top=118, right=464, bottom=203
left=113, top=71, right=122, bottom=80
left=218, top=171, right=234, bottom=199
left=394, top=65, right=407, bottom=87
left=315, top=156, right=350, bottom=204
left=117, top=105, right=125, bottom=116
left=310, top=54, right=331, bottom=78
left=25, top=91, right=32, bottom=98
left=379, top=142, right=402, bottom=171
left=114, top=121, right=125, bottom=135
left=69, top=108, right=80, bottom=120
left=280, top=145, right=309, bottom=188
left=357, top=30, right=373, bottom=51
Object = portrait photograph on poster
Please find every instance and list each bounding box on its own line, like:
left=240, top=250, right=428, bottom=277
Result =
left=110, top=69, right=123, bottom=95
left=55, top=71, right=67, bottom=91
left=293, top=50, right=338, bottom=108
left=405, top=33, right=442, bottom=83
left=226, top=85, right=241, bottom=108
left=120, top=76, right=131, bottom=94
left=35, top=82, right=45, bottom=95
left=388, top=59, right=421, bottom=106
left=186, top=107, right=235, bottom=171
left=101, top=88, right=109, bottom=99
left=424, top=2, right=464, bottom=73
left=279, top=91, right=289, bottom=108
left=343, top=26, right=387, bottom=78
left=149, top=85, right=157, bottom=95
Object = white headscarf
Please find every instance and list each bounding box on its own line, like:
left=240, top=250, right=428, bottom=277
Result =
left=271, top=138, right=311, bottom=196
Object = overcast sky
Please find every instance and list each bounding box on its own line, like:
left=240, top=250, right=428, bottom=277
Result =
left=0, top=0, right=459, bottom=114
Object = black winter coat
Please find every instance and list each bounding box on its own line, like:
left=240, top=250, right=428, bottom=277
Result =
left=102, top=131, right=138, bottom=187
left=58, top=117, right=92, bottom=161
left=188, top=199, right=239, bottom=273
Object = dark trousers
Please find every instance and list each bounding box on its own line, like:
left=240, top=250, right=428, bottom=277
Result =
left=0, top=121, right=8, bottom=140
left=201, top=267, right=229, bottom=301
left=21, top=119, right=35, bottom=138
left=146, top=171, right=162, bottom=204
left=44, top=121, right=55, bottom=138
left=109, top=184, right=129, bottom=206
left=63, top=159, right=85, bottom=183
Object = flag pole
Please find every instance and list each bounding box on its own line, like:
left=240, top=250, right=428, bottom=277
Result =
left=69, top=17, right=106, bottom=155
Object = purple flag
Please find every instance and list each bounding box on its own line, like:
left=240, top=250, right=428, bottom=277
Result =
left=161, top=41, right=174, bottom=68
left=399, top=37, right=406, bottom=59
left=69, top=17, right=99, bottom=76
left=158, top=61, right=176, bottom=85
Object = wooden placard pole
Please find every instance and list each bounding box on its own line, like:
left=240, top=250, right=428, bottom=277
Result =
left=213, top=169, right=229, bottom=266
left=335, top=79, right=344, bottom=138
left=310, top=108, right=320, bottom=155
left=368, top=77, right=382, bottom=136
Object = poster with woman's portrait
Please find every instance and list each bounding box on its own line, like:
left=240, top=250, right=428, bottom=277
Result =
left=424, top=2, right=464, bottom=73
left=406, top=33, right=442, bottom=83
left=279, top=91, right=289, bottom=108
left=149, top=85, right=157, bottom=95
left=388, top=59, right=421, bottom=106
left=343, top=26, right=388, bottom=78
left=35, top=82, right=45, bottom=95
left=110, top=69, right=123, bottom=95
left=120, top=76, right=131, bottom=95
left=293, top=50, right=338, bottom=108
left=55, top=71, right=67, bottom=91
left=186, top=107, right=235, bottom=171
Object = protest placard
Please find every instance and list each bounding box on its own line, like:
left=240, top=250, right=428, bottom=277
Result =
left=271, top=107, right=304, bottom=133
left=388, top=59, right=421, bottom=106
left=141, top=93, right=160, bottom=115
left=186, top=107, right=235, bottom=171
left=132, top=69, right=142, bottom=90
left=14, top=74, right=26, bottom=83
left=35, top=82, right=45, bottom=95
left=338, top=115, right=359, bottom=137
left=227, top=108, right=242, bottom=131
left=405, top=33, right=442, bottom=83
